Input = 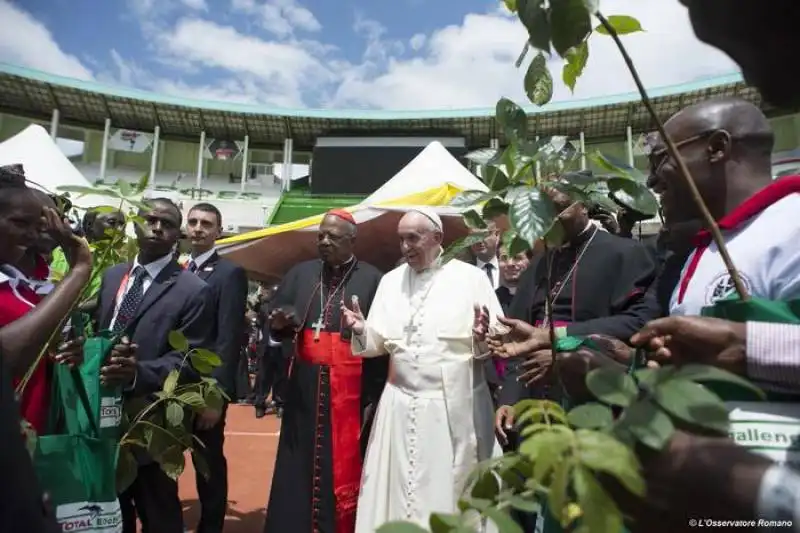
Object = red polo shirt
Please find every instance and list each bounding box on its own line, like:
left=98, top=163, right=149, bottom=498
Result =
left=0, top=258, right=51, bottom=434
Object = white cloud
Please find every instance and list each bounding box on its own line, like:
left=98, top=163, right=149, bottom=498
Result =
left=329, top=1, right=738, bottom=109
left=180, top=0, right=208, bottom=10
left=230, top=0, right=321, bottom=37
left=0, top=0, right=738, bottom=113
left=0, top=0, right=93, bottom=80
left=409, top=33, right=426, bottom=52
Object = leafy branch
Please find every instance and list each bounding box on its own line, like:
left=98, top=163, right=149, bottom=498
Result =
left=116, top=330, right=228, bottom=491
left=379, top=363, right=763, bottom=533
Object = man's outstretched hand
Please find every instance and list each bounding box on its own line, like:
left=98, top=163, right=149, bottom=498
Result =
left=340, top=295, right=365, bottom=335
left=630, top=316, right=746, bottom=375
left=487, top=316, right=550, bottom=358
left=472, top=304, right=490, bottom=342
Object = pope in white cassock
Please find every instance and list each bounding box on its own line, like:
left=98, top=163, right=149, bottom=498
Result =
left=341, top=208, right=504, bottom=532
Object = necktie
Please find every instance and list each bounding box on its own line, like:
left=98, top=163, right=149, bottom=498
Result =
left=483, top=263, right=494, bottom=287
left=112, top=266, right=147, bottom=334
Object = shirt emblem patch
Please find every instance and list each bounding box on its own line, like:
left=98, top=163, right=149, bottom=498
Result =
left=704, top=271, right=753, bottom=305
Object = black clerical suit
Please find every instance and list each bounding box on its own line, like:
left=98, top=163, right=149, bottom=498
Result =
left=264, top=258, right=386, bottom=533
left=188, top=251, right=249, bottom=533
left=0, top=359, right=59, bottom=533
left=95, top=258, right=214, bottom=533
left=498, top=227, right=662, bottom=407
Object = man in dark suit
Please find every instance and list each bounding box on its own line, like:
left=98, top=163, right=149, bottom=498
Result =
left=465, top=220, right=501, bottom=289
left=95, top=198, right=213, bottom=533
left=184, top=203, right=249, bottom=533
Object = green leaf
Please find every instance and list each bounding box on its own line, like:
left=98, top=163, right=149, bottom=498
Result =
left=58, top=184, right=116, bottom=197
left=376, top=522, right=430, bottom=533
left=562, top=41, right=589, bottom=92
left=205, top=385, right=225, bottom=411
left=546, top=462, right=571, bottom=522
left=501, top=230, right=531, bottom=256
left=429, top=512, right=461, bottom=530
left=517, top=0, right=550, bottom=53
left=158, top=445, right=186, bottom=480
left=507, top=186, right=557, bottom=245
left=595, top=15, right=644, bottom=36
left=191, top=449, right=210, bottom=480
left=588, top=152, right=647, bottom=182
left=509, top=495, right=540, bottom=513
left=515, top=399, right=569, bottom=425
left=620, top=399, right=675, bottom=450
left=543, top=219, right=565, bottom=247
left=524, top=52, right=553, bottom=106
left=451, top=189, right=495, bottom=208
left=575, top=429, right=645, bottom=497
left=117, top=180, right=133, bottom=197
left=166, top=402, right=184, bottom=427
left=655, top=378, right=729, bottom=433
left=567, top=403, right=613, bottom=430
left=463, top=209, right=488, bottom=229
left=572, top=466, right=623, bottom=533
left=471, top=469, right=500, bottom=500
left=674, top=364, right=766, bottom=400
left=482, top=197, right=509, bottom=219
left=193, top=348, right=223, bottom=368
left=116, top=445, right=139, bottom=492
left=163, top=369, right=179, bottom=395
left=585, top=367, right=637, bottom=407
left=168, top=330, right=189, bottom=353
left=135, top=173, right=149, bottom=193
left=177, top=391, right=206, bottom=409
left=607, top=178, right=659, bottom=217
left=504, top=0, right=518, bottom=12
left=549, top=0, right=591, bottom=57
left=442, top=232, right=489, bottom=263
left=484, top=508, right=524, bottom=533
left=483, top=166, right=510, bottom=191
left=496, top=98, right=528, bottom=141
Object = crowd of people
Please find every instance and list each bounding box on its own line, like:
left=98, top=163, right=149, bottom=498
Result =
left=2, top=1, right=800, bottom=533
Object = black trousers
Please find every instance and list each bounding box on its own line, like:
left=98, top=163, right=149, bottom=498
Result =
left=193, top=404, right=229, bottom=533
left=254, top=344, right=286, bottom=407
left=235, top=349, right=253, bottom=402
left=120, top=462, right=183, bottom=533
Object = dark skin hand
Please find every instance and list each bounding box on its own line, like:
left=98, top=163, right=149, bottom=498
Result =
left=607, top=430, right=769, bottom=533
left=487, top=316, right=550, bottom=358
left=268, top=307, right=298, bottom=332
left=0, top=208, right=92, bottom=377
left=50, top=337, right=85, bottom=368
left=630, top=316, right=747, bottom=375
left=99, top=336, right=137, bottom=387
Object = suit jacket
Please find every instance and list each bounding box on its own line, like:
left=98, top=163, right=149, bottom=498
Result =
left=194, top=252, right=249, bottom=397
left=95, top=261, right=214, bottom=396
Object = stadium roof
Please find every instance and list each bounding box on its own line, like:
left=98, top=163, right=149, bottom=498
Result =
left=0, top=63, right=770, bottom=150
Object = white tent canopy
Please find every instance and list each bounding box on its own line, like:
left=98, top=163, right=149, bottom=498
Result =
left=358, top=141, right=487, bottom=206
left=0, top=124, right=117, bottom=209
left=220, top=141, right=486, bottom=278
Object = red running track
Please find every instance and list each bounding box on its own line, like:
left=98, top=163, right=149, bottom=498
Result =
left=178, top=404, right=279, bottom=533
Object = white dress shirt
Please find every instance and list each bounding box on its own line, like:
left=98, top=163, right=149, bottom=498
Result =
left=188, top=247, right=217, bottom=272
left=109, top=253, right=173, bottom=331
left=476, top=256, right=500, bottom=289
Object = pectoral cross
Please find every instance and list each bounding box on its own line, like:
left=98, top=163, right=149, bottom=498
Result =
left=312, top=316, right=325, bottom=341
left=404, top=324, right=418, bottom=344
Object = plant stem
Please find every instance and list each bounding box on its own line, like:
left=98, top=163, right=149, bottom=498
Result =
left=595, top=12, right=749, bottom=301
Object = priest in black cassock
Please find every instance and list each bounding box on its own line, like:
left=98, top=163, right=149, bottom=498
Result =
left=263, top=209, right=386, bottom=533
left=495, top=187, right=662, bottom=420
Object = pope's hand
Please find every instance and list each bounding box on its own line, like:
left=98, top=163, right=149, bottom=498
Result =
left=341, top=296, right=365, bottom=335
left=472, top=304, right=490, bottom=342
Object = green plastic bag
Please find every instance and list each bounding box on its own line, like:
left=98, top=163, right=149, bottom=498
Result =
left=701, top=296, right=800, bottom=468
left=33, top=363, right=122, bottom=532
left=72, top=313, right=124, bottom=441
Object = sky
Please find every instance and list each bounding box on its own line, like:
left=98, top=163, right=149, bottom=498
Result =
left=0, top=0, right=740, bottom=112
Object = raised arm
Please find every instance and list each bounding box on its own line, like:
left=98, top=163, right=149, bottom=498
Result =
left=347, top=278, right=389, bottom=358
